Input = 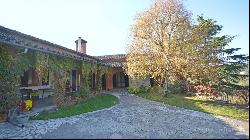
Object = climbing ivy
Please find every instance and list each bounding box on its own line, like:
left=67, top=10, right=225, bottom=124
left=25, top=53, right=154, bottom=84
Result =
left=51, top=70, right=68, bottom=107
left=80, top=61, right=112, bottom=95
left=47, top=55, right=82, bottom=107
left=80, top=61, right=92, bottom=97
left=96, top=65, right=109, bottom=92
left=0, top=45, right=18, bottom=115
left=0, top=45, right=35, bottom=115
left=34, top=51, right=49, bottom=85
left=48, top=55, right=81, bottom=71
left=1, top=44, right=123, bottom=112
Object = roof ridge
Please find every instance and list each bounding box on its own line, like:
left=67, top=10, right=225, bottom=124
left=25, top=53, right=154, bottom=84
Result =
left=0, top=25, right=100, bottom=60
left=0, top=25, right=125, bottom=67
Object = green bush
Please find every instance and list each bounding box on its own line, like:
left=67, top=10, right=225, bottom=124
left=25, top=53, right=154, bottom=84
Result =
left=144, top=86, right=152, bottom=93
left=128, top=85, right=163, bottom=95
left=138, top=86, right=149, bottom=93
left=149, top=86, right=163, bottom=94
left=168, top=81, right=186, bottom=94
left=128, top=86, right=141, bottom=94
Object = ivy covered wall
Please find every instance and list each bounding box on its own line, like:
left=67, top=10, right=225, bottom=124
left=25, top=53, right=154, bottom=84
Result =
left=0, top=45, right=35, bottom=115
left=0, top=44, right=118, bottom=114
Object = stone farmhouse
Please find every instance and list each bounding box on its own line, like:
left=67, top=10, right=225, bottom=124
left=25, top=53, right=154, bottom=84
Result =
left=0, top=25, right=150, bottom=103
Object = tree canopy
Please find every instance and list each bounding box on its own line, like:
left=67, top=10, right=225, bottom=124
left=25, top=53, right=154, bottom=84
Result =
left=125, top=0, right=247, bottom=96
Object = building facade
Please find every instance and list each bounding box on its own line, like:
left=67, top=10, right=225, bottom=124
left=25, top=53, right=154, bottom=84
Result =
left=0, top=25, right=134, bottom=100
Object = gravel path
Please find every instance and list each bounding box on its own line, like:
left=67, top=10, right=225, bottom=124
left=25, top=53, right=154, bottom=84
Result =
left=0, top=91, right=249, bottom=139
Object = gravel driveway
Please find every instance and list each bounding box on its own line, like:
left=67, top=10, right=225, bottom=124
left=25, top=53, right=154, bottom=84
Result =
left=0, top=91, right=249, bottom=139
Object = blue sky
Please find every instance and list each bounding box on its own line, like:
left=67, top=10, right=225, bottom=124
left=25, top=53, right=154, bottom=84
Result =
left=0, top=0, right=248, bottom=56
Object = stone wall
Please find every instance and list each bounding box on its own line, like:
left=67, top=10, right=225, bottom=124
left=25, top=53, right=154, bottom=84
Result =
left=129, top=77, right=150, bottom=87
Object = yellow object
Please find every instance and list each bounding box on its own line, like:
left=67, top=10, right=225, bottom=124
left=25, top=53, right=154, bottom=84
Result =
left=25, top=99, right=33, bottom=111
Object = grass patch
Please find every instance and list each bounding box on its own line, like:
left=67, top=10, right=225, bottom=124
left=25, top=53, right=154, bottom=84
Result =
left=31, top=94, right=118, bottom=120
left=135, top=92, right=249, bottom=121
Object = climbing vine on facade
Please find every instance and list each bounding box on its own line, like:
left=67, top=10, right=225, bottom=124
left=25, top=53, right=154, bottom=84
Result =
left=0, top=44, right=116, bottom=113
left=0, top=45, right=34, bottom=115
left=35, top=51, right=49, bottom=85
left=80, top=61, right=92, bottom=97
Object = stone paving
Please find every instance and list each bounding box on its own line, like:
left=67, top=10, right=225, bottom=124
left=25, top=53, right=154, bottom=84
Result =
left=0, top=91, right=249, bottom=139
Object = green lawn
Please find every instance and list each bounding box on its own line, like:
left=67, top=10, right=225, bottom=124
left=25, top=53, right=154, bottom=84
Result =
left=135, top=92, right=249, bottom=121
left=31, top=94, right=119, bottom=120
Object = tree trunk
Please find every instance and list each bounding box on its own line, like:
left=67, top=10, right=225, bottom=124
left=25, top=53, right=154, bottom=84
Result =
left=185, top=80, right=190, bottom=92
left=163, top=78, right=168, bottom=97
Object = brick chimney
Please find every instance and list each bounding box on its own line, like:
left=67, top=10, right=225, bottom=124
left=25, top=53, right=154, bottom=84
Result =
left=75, top=37, right=87, bottom=54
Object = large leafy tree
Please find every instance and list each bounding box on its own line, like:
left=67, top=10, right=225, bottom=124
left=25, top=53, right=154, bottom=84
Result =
left=125, top=0, right=234, bottom=96
left=188, top=16, right=234, bottom=85
left=126, top=0, right=193, bottom=96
